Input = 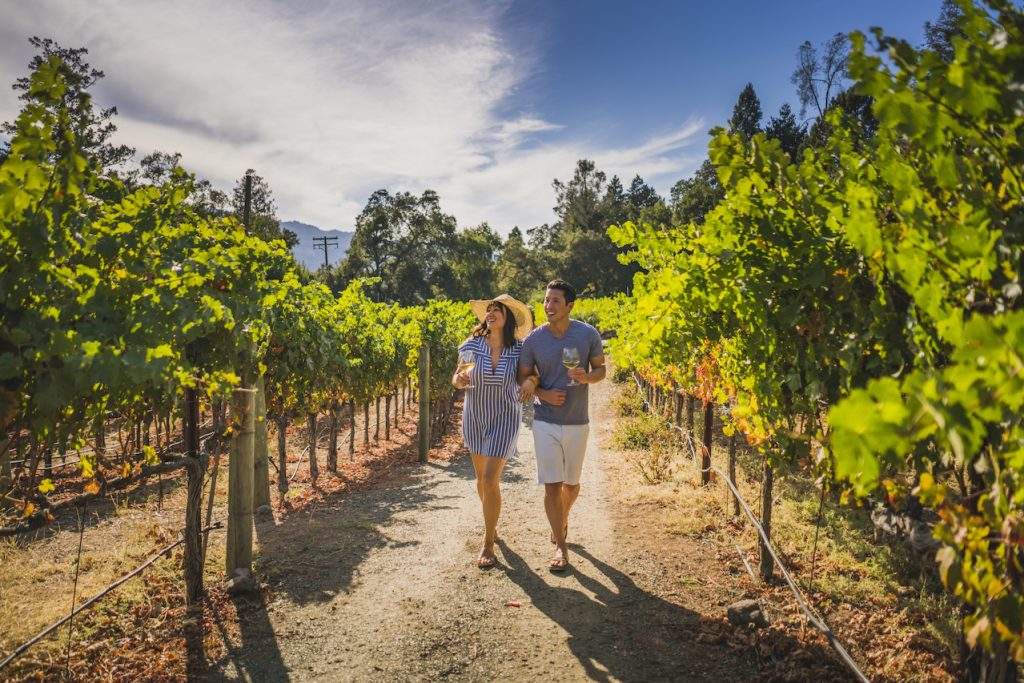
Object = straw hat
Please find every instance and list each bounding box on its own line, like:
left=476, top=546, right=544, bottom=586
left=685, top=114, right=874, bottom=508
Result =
left=469, top=294, right=534, bottom=341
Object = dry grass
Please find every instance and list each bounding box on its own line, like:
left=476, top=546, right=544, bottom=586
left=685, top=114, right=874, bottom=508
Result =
left=608, top=378, right=961, bottom=682
left=0, top=396, right=436, bottom=681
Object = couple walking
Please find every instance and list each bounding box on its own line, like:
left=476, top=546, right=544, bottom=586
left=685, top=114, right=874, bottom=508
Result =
left=451, top=279, right=606, bottom=572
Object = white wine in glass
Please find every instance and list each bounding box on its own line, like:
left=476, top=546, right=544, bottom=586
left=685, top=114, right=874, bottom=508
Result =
left=562, top=347, right=581, bottom=386
left=457, top=350, right=476, bottom=389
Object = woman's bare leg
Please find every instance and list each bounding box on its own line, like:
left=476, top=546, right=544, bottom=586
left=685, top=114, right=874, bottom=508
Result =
left=471, top=453, right=506, bottom=566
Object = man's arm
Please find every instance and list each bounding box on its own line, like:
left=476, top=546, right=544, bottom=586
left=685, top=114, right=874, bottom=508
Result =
left=569, top=353, right=605, bottom=384
left=586, top=354, right=607, bottom=384
left=516, top=364, right=534, bottom=383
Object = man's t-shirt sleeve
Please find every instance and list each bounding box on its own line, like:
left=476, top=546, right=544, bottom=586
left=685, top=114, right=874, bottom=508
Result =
left=519, top=334, right=535, bottom=370
left=588, top=326, right=604, bottom=364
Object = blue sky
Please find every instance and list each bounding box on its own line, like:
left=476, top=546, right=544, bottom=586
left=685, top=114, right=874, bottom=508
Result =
left=0, top=0, right=942, bottom=236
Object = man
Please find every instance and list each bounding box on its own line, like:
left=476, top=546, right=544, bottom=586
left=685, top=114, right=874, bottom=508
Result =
left=518, top=279, right=606, bottom=571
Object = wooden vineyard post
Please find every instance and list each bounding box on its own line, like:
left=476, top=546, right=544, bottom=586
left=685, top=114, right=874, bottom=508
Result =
left=363, top=402, right=369, bottom=447
left=728, top=430, right=739, bottom=517
left=226, top=385, right=255, bottom=577
left=759, top=458, right=775, bottom=580
left=375, top=396, right=381, bottom=443
left=183, top=386, right=204, bottom=603
left=685, top=394, right=695, bottom=445
left=674, top=391, right=683, bottom=452
left=276, top=416, right=288, bottom=501
left=227, top=173, right=256, bottom=578
left=349, top=399, right=356, bottom=458
left=307, top=413, right=318, bottom=483
left=418, top=344, right=430, bottom=463
left=701, top=401, right=713, bottom=486
left=327, top=403, right=339, bottom=473
left=0, top=445, right=10, bottom=489
left=385, top=392, right=391, bottom=441
left=253, top=376, right=270, bottom=509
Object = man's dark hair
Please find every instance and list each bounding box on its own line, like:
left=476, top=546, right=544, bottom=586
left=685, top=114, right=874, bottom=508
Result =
left=546, top=279, right=577, bottom=304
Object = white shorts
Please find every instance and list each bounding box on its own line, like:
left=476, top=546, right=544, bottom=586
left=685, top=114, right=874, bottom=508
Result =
left=533, top=420, right=590, bottom=485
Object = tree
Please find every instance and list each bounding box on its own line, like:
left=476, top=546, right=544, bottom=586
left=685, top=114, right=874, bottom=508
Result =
left=548, top=160, right=639, bottom=295
left=764, top=103, right=806, bottom=161
left=601, top=175, right=627, bottom=225
left=495, top=227, right=549, bottom=299
left=729, top=83, right=763, bottom=139
left=552, top=159, right=607, bottom=234
left=335, top=189, right=460, bottom=305
left=139, top=151, right=228, bottom=217
left=804, top=88, right=877, bottom=151
left=1, top=37, right=134, bottom=170
left=231, top=169, right=297, bottom=248
left=669, top=159, right=724, bottom=226
left=790, top=33, right=850, bottom=118
left=445, top=223, right=502, bottom=301
left=924, top=0, right=967, bottom=63
left=625, top=175, right=661, bottom=223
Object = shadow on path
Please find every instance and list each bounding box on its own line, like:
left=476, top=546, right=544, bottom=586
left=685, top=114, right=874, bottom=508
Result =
left=498, top=540, right=732, bottom=682
left=200, top=451, right=472, bottom=680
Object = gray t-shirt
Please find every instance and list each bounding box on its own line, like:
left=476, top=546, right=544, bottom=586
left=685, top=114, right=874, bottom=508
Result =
left=520, top=320, right=604, bottom=425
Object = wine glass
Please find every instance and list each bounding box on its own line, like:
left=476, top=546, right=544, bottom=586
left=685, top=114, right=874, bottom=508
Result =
left=562, top=347, right=581, bottom=386
left=457, top=350, right=476, bottom=389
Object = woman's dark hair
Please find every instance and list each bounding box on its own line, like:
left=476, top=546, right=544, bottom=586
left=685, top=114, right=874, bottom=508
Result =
left=546, top=279, right=577, bottom=304
left=471, top=301, right=518, bottom=348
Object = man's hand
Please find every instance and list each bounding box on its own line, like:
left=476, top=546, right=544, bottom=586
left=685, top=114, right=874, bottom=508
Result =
left=537, top=387, right=567, bottom=406
left=567, top=367, right=587, bottom=384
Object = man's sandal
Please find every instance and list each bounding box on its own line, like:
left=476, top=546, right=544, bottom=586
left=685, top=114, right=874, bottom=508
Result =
left=548, top=551, right=568, bottom=573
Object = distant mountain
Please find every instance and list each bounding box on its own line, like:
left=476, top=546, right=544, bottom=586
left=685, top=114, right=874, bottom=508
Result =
left=282, top=220, right=354, bottom=271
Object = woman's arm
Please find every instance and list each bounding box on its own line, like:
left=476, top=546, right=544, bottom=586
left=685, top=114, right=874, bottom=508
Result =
left=517, top=372, right=538, bottom=402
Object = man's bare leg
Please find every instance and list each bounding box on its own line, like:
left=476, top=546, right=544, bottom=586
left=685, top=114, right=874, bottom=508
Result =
left=544, top=482, right=569, bottom=569
left=561, top=483, right=580, bottom=541
left=550, top=482, right=581, bottom=543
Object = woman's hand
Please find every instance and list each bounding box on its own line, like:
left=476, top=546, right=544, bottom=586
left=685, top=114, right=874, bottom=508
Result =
left=452, top=370, right=471, bottom=389
left=518, top=376, right=537, bottom=402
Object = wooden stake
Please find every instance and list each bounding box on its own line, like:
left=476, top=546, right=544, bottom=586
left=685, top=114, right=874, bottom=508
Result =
left=253, top=376, right=270, bottom=509
left=418, top=345, right=430, bottom=463
left=226, top=386, right=255, bottom=576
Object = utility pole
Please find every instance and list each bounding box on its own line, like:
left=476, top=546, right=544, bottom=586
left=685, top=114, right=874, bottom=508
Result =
left=242, top=171, right=252, bottom=231
left=312, top=235, right=339, bottom=269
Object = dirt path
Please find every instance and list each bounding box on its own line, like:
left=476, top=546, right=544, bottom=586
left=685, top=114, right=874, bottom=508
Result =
left=205, top=380, right=756, bottom=682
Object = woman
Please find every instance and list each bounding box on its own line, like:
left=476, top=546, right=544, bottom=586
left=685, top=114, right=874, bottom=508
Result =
left=452, top=294, right=535, bottom=568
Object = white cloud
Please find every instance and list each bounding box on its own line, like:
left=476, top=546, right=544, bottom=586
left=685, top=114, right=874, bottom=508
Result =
left=0, top=0, right=704, bottom=235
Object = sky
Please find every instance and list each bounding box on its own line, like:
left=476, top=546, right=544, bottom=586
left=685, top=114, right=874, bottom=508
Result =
left=0, top=0, right=942, bottom=236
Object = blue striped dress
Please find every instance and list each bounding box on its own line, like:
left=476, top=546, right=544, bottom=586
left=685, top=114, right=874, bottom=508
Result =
left=459, top=335, right=523, bottom=459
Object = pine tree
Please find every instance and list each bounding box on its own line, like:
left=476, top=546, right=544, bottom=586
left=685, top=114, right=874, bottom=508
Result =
left=764, top=104, right=806, bottom=161
left=729, top=83, right=763, bottom=139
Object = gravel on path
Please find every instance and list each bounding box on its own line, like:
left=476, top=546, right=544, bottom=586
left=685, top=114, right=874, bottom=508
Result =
left=206, top=379, right=755, bottom=683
